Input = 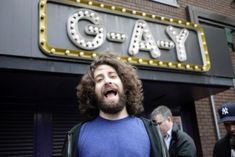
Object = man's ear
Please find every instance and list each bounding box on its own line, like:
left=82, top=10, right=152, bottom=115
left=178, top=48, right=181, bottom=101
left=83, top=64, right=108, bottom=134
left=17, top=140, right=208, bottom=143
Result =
left=167, top=116, right=172, bottom=122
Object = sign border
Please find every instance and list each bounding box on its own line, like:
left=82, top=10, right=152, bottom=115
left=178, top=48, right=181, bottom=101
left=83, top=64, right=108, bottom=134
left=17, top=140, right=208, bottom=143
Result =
left=39, top=0, right=211, bottom=72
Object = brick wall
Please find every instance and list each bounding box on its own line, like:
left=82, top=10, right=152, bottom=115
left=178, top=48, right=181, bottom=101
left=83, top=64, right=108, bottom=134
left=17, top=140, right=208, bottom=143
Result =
left=96, top=0, right=235, bottom=20
left=195, top=42, right=235, bottom=156
left=95, top=0, right=235, bottom=156
left=195, top=98, right=216, bottom=157
left=195, top=81, right=235, bottom=156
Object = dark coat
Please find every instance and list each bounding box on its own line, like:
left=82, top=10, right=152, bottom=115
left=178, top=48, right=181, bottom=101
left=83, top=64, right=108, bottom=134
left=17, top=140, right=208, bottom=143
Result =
left=62, top=117, right=168, bottom=157
left=213, top=134, right=231, bottom=157
left=169, top=123, right=197, bottom=157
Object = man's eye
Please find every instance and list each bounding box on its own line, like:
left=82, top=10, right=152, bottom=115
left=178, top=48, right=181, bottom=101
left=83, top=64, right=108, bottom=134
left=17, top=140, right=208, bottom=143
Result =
left=96, top=78, right=102, bottom=83
left=110, top=75, right=117, bottom=78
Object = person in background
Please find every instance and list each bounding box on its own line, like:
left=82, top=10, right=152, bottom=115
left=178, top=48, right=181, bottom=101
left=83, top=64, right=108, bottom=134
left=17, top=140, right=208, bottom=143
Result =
left=62, top=53, right=167, bottom=157
left=151, top=105, right=197, bottom=157
left=213, top=102, right=235, bottom=157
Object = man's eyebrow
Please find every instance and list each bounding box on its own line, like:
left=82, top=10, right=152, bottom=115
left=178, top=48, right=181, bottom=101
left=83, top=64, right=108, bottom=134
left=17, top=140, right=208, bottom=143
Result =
left=94, top=73, right=103, bottom=79
left=108, top=71, right=117, bottom=74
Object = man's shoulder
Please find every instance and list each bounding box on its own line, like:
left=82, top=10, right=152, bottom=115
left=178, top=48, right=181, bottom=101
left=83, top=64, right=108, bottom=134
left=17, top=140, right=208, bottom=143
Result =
left=175, top=129, right=193, bottom=141
left=139, top=116, right=151, bottom=123
left=139, top=117, right=153, bottom=128
left=170, top=124, right=196, bottom=156
left=68, top=122, right=84, bottom=134
left=172, top=124, right=195, bottom=146
left=68, top=119, right=92, bottom=135
left=215, top=135, right=229, bottom=146
left=213, top=134, right=230, bottom=157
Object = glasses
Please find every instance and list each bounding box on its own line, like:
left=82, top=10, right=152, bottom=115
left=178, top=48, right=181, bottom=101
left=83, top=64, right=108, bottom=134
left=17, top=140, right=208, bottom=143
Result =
left=152, top=119, right=165, bottom=126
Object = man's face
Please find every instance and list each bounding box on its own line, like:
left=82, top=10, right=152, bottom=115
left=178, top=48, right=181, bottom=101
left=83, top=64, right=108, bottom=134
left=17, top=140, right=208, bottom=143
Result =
left=224, top=121, right=235, bottom=137
left=94, top=64, right=125, bottom=114
left=153, top=114, right=172, bottom=135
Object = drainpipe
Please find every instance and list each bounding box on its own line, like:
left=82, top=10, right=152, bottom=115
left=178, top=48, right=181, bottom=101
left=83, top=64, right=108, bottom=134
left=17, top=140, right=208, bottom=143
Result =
left=210, top=95, right=221, bottom=140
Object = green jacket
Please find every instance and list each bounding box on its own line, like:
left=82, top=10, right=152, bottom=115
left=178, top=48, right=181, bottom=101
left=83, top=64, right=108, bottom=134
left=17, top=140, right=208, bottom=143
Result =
left=62, top=117, right=168, bottom=157
left=169, top=123, right=196, bottom=157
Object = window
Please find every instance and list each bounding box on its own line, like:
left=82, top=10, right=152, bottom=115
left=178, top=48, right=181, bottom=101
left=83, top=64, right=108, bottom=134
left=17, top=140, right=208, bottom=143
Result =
left=151, top=0, right=179, bottom=7
left=225, top=28, right=235, bottom=52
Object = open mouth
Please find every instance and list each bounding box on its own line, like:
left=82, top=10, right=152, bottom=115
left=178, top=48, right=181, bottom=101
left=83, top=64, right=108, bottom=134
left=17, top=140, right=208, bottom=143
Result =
left=104, top=89, right=117, bottom=97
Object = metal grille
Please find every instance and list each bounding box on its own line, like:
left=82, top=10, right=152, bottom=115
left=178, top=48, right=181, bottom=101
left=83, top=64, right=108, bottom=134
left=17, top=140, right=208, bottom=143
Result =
left=52, top=106, right=82, bottom=157
left=0, top=108, right=34, bottom=157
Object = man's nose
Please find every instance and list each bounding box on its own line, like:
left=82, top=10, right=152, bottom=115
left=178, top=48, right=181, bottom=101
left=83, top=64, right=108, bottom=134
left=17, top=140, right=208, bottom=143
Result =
left=230, top=125, right=235, bottom=131
left=104, top=76, right=112, bottom=84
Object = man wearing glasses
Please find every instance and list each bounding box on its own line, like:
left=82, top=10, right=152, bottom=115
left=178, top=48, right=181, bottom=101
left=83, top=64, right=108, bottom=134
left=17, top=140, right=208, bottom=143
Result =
left=151, top=105, right=196, bottom=157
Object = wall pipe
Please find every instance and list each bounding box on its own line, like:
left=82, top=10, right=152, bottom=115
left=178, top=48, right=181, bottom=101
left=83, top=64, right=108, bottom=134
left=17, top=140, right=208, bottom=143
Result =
left=210, top=95, right=221, bottom=140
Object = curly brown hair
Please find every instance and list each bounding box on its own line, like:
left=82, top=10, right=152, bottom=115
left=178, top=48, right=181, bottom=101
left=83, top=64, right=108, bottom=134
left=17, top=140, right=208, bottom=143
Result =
left=76, top=53, right=144, bottom=120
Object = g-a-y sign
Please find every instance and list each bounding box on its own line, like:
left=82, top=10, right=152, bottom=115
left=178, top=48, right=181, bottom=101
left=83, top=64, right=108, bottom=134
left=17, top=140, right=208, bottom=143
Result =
left=39, top=0, right=211, bottom=72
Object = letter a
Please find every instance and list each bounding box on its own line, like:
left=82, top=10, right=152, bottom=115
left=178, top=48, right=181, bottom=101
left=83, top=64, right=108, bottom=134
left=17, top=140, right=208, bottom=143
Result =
left=129, top=20, right=161, bottom=58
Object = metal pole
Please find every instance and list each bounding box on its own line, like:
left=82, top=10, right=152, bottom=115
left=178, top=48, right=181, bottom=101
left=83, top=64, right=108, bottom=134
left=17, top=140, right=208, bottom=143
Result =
left=210, top=95, right=221, bottom=140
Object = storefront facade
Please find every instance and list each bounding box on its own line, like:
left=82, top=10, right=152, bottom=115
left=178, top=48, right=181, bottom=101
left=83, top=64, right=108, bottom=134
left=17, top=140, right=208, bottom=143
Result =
left=0, top=0, right=235, bottom=156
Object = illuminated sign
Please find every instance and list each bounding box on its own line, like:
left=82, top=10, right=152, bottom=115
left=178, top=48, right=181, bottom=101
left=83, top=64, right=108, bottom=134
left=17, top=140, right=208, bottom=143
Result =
left=39, top=0, right=211, bottom=72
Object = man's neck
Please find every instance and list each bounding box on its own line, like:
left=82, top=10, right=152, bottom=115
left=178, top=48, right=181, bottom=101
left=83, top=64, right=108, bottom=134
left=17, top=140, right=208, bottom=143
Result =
left=165, top=122, right=173, bottom=136
left=99, top=107, right=129, bottom=120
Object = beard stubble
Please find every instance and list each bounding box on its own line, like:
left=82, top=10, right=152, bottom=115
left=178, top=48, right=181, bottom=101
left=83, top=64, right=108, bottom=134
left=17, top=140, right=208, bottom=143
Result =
left=96, top=92, right=127, bottom=114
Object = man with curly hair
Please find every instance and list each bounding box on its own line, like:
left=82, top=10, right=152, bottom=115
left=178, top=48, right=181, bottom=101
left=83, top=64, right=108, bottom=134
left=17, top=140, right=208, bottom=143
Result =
left=62, top=53, right=167, bottom=157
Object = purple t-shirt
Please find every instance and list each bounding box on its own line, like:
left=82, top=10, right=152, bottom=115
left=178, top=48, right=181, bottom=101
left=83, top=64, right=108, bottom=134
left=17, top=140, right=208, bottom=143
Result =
left=78, top=116, right=151, bottom=157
